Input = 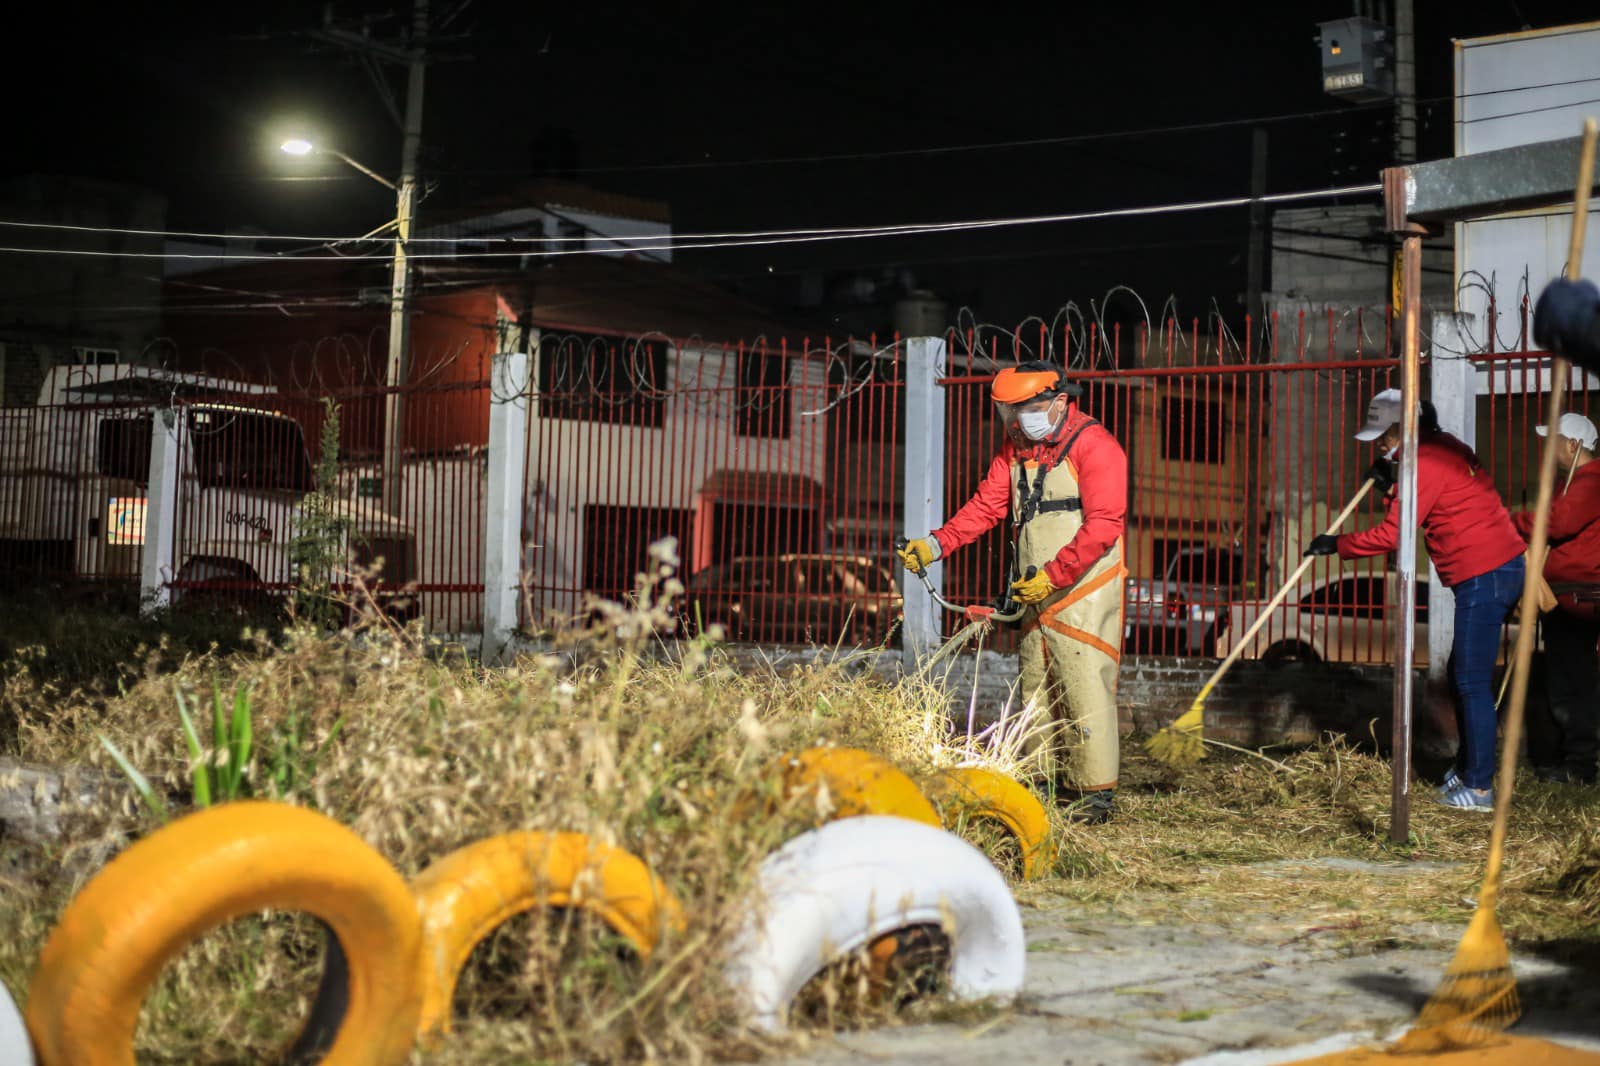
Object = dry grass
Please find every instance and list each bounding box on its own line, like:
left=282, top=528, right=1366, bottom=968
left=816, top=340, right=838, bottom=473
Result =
left=1, top=549, right=1598, bottom=1063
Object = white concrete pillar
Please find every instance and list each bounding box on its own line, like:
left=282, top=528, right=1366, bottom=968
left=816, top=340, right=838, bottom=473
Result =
left=901, top=336, right=947, bottom=668
left=1427, top=312, right=1478, bottom=686
left=139, top=408, right=185, bottom=617
left=483, top=350, right=531, bottom=664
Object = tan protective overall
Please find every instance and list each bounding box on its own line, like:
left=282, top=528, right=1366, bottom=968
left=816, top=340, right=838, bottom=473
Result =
left=1013, top=451, right=1126, bottom=791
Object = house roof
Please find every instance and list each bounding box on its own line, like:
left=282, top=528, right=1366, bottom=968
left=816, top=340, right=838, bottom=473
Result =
left=422, top=179, right=671, bottom=228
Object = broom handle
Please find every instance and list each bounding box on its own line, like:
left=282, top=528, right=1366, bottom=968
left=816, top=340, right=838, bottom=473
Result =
left=1485, top=117, right=1598, bottom=905
left=1192, top=479, right=1377, bottom=704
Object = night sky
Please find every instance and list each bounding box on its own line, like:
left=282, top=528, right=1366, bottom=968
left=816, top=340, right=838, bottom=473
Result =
left=8, top=1, right=1599, bottom=326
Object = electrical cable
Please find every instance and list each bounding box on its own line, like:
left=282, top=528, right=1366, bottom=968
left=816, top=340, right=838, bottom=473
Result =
left=0, top=183, right=1382, bottom=262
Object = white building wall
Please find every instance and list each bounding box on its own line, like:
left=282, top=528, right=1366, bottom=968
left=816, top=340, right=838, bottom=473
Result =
left=1454, top=21, right=1600, bottom=375
left=520, top=345, right=830, bottom=622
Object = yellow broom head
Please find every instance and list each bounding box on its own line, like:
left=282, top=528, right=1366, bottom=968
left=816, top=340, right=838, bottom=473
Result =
left=1392, top=905, right=1519, bottom=1053
left=1144, top=701, right=1206, bottom=767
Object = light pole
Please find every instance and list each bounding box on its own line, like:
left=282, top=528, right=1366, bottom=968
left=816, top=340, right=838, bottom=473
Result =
left=281, top=131, right=418, bottom=518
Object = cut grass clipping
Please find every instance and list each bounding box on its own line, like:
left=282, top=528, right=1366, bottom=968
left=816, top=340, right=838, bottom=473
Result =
left=1, top=537, right=1598, bottom=1063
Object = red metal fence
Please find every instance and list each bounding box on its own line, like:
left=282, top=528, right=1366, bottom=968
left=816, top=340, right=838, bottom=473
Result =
left=1, top=306, right=1582, bottom=660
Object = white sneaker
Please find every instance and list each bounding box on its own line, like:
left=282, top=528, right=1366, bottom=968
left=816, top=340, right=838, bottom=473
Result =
left=1436, top=782, right=1493, bottom=812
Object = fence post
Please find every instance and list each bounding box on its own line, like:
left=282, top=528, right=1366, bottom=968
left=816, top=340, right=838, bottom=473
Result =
left=139, top=408, right=185, bottom=618
left=1427, top=312, right=1477, bottom=692
left=901, top=336, right=947, bottom=668
left=483, top=350, right=531, bottom=664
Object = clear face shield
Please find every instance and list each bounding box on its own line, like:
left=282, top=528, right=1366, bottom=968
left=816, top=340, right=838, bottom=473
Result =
left=995, top=394, right=1063, bottom=445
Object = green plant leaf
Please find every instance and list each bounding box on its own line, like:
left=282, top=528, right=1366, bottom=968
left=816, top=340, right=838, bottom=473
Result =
left=229, top=684, right=254, bottom=800
left=98, top=733, right=169, bottom=821
left=173, top=685, right=211, bottom=808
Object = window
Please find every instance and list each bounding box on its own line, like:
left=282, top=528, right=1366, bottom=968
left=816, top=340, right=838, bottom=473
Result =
left=1300, top=577, right=1427, bottom=623
left=1170, top=548, right=1245, bottom=588
left=1161, top=396, right=1226, bottom=463
left=96, top=415, right=152, bottom=482
left=829, top=354, right=901, bottom=444
left=737, top=350, right=791, bottom=439
left=537, top=332, right=668, bottom=427
left=188, top=408, right=315, bottom=491
left=71, top=346, right=119, bottom=365
left=581, top=505, right=693, bottom=598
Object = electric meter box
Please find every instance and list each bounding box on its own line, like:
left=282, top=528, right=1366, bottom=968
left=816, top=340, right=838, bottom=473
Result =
left=1316, top=16, right=1394, bottom=103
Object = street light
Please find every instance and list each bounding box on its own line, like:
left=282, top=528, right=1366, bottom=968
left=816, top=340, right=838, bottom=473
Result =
left=279, top=136, right=416, bottom=518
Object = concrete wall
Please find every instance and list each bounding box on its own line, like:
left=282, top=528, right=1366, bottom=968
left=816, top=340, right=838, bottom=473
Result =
left=1269, top=205, right=1454, bottom=313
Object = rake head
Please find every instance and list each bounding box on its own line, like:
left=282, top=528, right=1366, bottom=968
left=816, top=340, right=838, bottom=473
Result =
left=1144, top=701, right=1206, bottom=767
left=1392, top=905, right=1519, bottom=1053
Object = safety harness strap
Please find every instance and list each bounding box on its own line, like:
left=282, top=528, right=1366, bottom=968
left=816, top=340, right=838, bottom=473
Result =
left=1015, top=419, right=1099, bottom=529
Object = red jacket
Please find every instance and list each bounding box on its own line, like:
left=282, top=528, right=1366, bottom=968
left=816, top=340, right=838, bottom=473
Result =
left=1512, top=460, right=1600, bottom=585
left=933, top=406, right=1127, bottom=588
left=1337, top=431, right=1523, bottom=588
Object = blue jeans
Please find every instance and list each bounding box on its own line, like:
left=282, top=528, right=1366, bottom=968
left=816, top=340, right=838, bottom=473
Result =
left=1450, top=556, right=1525, bottom=790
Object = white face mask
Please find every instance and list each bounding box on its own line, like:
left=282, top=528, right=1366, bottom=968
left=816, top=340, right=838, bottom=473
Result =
left=1017, top=409, right=1058, bottom=441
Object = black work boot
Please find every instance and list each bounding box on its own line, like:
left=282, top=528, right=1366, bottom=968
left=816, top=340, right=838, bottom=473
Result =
left=1060, top=788, right=1114, bottom=825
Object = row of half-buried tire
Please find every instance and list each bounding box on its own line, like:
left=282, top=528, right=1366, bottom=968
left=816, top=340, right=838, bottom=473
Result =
left=14, top=749, right=1044, bottom=1065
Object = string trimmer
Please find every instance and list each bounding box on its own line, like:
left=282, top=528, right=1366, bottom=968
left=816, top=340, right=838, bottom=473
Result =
left=894, top=537, right=1033, bottom=625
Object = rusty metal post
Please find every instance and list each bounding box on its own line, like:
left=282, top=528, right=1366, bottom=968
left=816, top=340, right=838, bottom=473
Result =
left=1390, top=227, right=1425, bottom=845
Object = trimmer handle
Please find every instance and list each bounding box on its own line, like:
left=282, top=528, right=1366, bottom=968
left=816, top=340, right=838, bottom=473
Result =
left=893, top=535, right=926, bottom=576
left=994, top=565, right=1038, bottom=619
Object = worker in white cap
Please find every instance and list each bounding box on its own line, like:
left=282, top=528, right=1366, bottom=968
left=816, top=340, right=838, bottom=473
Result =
left=1303, top=388, right=1525, bottom=812
left=1514, top=411, right=1600, bottom=785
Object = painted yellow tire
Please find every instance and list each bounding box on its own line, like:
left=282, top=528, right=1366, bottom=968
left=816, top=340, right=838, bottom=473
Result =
left=411, top=831, right=685, bottom=1038
left=24, top=801, right=422, bottom=1066
left=924, top=767, right=1055, bottom=880
left=765, top=747, right=941, bottom=827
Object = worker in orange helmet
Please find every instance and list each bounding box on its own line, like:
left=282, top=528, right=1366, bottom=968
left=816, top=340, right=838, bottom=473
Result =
left=898, top=360, right=1129, bottom=823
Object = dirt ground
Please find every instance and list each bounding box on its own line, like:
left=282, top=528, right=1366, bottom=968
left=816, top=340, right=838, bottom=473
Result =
left=767, top=857, right=1600, bottom=1066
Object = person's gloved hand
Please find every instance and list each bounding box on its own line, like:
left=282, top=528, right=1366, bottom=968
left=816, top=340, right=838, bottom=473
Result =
left=1009, top=569, right=1057, bottom=604
left=1533, top=278, right=1600, bottom=354
left=1362, top=459, right=1395, bottom=494
left=897, top=537, right=939, bottom=572
left=1303, top=534, right=1340, bottom=557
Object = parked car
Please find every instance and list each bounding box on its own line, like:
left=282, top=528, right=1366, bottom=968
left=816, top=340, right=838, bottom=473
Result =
left=1125, top=545, right=1263, bottom=655
left=684, top=553, right=902, bottom=645
left=1214, top=570, right=1515, bottom=667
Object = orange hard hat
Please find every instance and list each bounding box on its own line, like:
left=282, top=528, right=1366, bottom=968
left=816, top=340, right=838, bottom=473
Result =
left=991, top=362, right=1079, bottom=404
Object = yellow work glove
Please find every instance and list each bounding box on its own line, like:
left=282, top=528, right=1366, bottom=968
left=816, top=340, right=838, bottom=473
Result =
left=897, top=538, right=938, bottom=572
left=1009, top=569, right=1057, bottom=605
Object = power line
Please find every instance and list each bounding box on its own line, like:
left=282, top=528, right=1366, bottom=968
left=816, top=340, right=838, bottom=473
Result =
left=0, top=183, right=1382, bottom=254
left=368, top=76, right=1600, bottom=179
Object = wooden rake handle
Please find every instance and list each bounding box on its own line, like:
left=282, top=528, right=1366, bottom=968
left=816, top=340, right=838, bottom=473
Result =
left=1194, top=479, right=1377, bottom=702
left=1487, top=117, right=1600, bottom=898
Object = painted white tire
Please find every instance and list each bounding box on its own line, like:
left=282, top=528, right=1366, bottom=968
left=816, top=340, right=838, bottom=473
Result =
left=0, top=981, right=34, bottom=1066
left=725, top=815, right=1026, bottom=1031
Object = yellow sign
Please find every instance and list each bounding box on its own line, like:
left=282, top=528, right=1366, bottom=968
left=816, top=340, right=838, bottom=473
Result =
left=107, top=497, right=147, bottom=545
left=1390, top=247, right=1403, bottom=314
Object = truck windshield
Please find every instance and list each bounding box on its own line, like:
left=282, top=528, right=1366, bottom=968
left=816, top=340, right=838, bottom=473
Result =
left=188, top=408, right=316, bottom=492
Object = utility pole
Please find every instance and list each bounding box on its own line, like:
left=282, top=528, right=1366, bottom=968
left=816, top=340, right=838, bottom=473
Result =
left=1245, top=126, right=1269, bottom=321
left=310, top=0, right=433, bottom=518
left=1394, top=0, right=1417, bottom=163
left=383, top=0, right=428, bottom=519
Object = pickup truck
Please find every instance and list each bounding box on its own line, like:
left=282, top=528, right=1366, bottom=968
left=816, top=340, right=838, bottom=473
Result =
left=0, top=364, right=416, bottom=613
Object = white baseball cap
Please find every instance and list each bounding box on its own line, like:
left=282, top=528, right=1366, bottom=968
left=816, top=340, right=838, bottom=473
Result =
left=1354, top=388, right=1403, bottom=441
left=1536, top=411, right=1599, bottom=450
